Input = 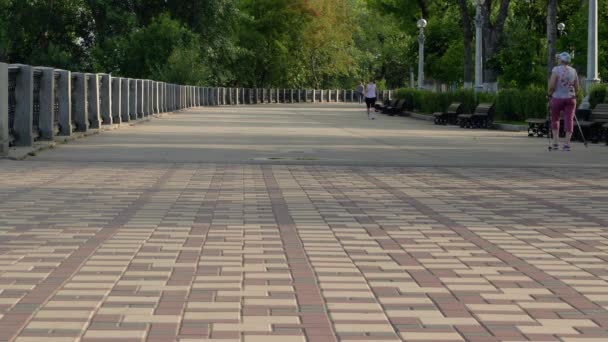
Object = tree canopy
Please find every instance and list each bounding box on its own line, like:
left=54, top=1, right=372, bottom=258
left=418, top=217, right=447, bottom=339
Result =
left=0, top=0, right=605, bottom=90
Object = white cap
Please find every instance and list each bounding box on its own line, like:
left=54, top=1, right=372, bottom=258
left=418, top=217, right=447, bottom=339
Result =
left=558, top=52, right=572, bottom=63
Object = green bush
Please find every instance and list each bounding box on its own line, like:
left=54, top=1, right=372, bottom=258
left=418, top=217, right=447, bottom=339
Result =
left=494, top=87, right=547, bottom=121
left=394, top=87, right=550, bottom=122
left=589, top=84, right=608, bottom=109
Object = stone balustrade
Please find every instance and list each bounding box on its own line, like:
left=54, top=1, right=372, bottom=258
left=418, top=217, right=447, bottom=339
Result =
left=0, top=62, right=392, bottom=155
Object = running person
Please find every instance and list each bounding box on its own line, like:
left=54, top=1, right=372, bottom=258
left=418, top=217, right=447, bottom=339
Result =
left=365, top=80, right=377, bottom=120
left=547, top=52, right=579, bottom=151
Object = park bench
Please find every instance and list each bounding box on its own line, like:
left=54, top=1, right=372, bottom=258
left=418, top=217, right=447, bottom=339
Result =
left=433, top=102, right=462, bottom=125
left=578, top=103, right=608, bottom=143
left=375, top=98, right=396, bottom=112
left=383, top=99, right=406, bottom=116
left=526, top=118, right=548, bottom=137
left=457, top=103, right=495, bottom=128
left=526, top=108, right=591, bottom=140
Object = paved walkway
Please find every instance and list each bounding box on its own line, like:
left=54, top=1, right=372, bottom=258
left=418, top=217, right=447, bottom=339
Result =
left=1, top=104, right=608, bottom=342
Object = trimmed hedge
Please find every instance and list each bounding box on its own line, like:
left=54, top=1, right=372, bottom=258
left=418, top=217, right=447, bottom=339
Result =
left=589, top=83, right=608, bottom=109
left=394, top=87, right=556, bottom=122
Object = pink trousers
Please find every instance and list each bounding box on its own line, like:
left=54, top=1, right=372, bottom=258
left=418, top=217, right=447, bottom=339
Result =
left=550, top=97, right=576, bottom=133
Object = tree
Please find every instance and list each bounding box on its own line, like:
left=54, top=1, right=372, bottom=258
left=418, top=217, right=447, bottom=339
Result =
left=3, top=0, right=92, bottom=69
left=481, top=0, right=511, bottom=91
left=547, top=0, right=558, bottom=75
left=457, top=0, right=473, bottom=88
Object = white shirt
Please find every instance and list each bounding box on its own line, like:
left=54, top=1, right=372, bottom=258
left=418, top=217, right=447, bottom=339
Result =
left=365, top=83, right=377, bottom=98
left=552, top=65, right=578, bottom=99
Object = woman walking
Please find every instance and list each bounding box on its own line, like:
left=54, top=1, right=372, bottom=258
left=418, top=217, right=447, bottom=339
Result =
left=547, top=52, right=579, bottom=151
left=357, top=81, right=364, bottom=104
left=365, top=80, right=377, bottom=120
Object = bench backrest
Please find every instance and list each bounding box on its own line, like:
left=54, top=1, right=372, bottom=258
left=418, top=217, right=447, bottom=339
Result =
left=474, top=103, right=495, bottom=116
left=446, top=102, right=463, bottom=114
left=592, top=103, right=608, bottom=121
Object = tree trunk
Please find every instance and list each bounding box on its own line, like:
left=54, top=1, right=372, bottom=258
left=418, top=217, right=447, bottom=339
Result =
left=458, top=0, right=473, bottom=88
left=481, top=0, right=511, bottom=92
left=547, top=0, right=558, bottom=75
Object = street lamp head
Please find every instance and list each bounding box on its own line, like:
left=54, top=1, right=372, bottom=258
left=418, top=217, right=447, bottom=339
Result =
left=472, top=0, right=485, bottom=6
left=417, top=19, right=427, bottom=29
left=557, top=22, right=566, bottom=32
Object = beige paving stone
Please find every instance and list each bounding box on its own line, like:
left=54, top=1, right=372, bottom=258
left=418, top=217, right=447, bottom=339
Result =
left=330, top=312, right=388, bottom=321
left=84, top=330, right=147, bottom=338
left=35, top=310, right=92, bottom=319
left=26, top=321, right=88, bottom=330
left=466, top=304, right=523, bottom=312
left=400, top=332, right=464, bottom=341
left=16, top=338, right=77, bottom=342
left=334, top=323, right=395, bottom=333
left=244, top=336, right=306, bottom=342
left=187, top=302, right=241, bottom=310
left=477, top=314, right=536, bottom=323
left=184, top=312, right=239, bottom=320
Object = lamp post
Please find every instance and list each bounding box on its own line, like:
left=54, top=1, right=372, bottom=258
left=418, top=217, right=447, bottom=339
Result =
left=586, top=0, right=599, bottom=92
left=417, top=19, right=427, bottom=90
left=473, top=0, right=485, bottom=94
left=557, top=22, right=565, bottom=37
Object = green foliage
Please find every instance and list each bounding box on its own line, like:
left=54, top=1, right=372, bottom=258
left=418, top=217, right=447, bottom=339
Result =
left=1, top=0, right=606, bottom=92
left=152, top=47, right=210, bottom=85
left=394, top=87, right=551, bottom=122
left=394, top=88, right=478, bottom=114
left=494, top=87, right=547, bottom=121
left=589, top=84, right=608, bottom=109
left=497, top=20, right=546, bottom=88
left=0, top=0, right=9, bottom=61
left=3, top=0, right=92, bottom=69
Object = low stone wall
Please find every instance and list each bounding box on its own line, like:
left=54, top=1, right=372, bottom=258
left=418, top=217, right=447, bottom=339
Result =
left=0, top=62, right=393, bottom=155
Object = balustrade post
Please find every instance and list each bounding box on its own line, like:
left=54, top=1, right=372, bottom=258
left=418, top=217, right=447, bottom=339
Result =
left=153, top=81, right=158, bottom=113
left=56, top=70, right=72, bottom=136
left=111, top=77, right=121, bottom=124
left=169, top=84, right=173, bottom=110
left=10, top=65, right=34, bottom=146
left=146, top=80, right=152, bottom=115
left=136, top=80, right=144, bottom=118
left=99, top=74, right=112, bottom=125
left=160, top=83, right=165, bottom=113
left=0, top=63, right=7, bottom=154
left=129, top=79, right=137, bottom=120
left=152, top=82, right=157, bottom=114
left=121, top=78, right=129, bottom=122
left=37, top=68, right=55, bottom=140
left=72, top=73, right=88, bottom=132
left=87, top=74, right=101, bottom=129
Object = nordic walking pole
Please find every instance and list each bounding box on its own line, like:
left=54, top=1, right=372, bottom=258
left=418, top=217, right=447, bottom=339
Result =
left=573, top=111, right=589, bottom=147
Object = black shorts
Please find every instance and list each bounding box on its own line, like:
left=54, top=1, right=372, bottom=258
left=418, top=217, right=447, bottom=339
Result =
left=365, top=97, right=376, bottom=108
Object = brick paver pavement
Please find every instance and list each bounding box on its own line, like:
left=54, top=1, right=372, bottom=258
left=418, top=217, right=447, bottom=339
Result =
left=1, top=105, right=608, bottom=341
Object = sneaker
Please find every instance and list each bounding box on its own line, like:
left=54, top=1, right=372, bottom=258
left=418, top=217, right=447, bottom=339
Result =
left=563, top=144, right=571, bottom=151
left=549, top=143, right=558, bottom=150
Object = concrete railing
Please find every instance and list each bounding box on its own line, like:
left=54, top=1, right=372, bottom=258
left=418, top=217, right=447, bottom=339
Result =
left=0, top=62, right=393, bottom=155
